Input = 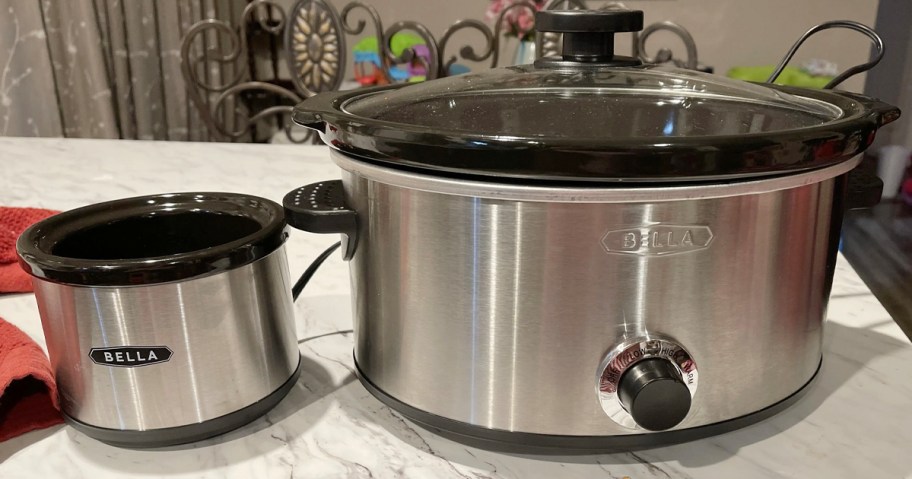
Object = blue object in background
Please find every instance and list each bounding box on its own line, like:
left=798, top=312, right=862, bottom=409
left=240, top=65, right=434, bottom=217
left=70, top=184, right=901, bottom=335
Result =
left=448, top=64, right=471, bottom=76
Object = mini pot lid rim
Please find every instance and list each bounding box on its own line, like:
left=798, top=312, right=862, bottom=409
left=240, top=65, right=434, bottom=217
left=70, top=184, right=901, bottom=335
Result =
left=16, top=192, right=288, bottom=287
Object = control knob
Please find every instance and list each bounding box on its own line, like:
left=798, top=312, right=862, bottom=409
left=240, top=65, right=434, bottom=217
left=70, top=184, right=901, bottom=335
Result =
left=617, top=358, right=691, bottom=431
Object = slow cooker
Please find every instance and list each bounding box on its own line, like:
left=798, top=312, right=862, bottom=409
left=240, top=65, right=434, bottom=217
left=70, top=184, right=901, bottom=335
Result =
left=17, top=193, right=301, bottom=447
left=283, top=10, right=899, bottom=449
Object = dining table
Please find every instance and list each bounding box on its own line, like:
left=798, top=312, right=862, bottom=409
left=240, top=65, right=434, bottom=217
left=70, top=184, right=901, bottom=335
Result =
left=0, top=137, right=910, bottom=479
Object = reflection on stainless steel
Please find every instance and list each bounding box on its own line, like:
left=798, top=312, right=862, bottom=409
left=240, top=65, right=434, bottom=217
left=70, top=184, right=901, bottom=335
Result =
left=340, top=150, right=843, bottom=435
left=34, top=249, right=299, bottom=431
left=332, top=151, right=860, bottom=203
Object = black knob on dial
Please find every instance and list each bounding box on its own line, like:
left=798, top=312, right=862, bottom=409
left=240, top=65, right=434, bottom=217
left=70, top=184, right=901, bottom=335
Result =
left=617, top=358, right=691, bottom=431
left=534, top=10, right=644, bottom=63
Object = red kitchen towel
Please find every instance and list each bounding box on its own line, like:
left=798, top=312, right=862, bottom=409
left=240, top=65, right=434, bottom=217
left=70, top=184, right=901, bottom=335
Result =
left=0, top=207, right=63, bottom=441
left=0, top=207, right=58, bottom=293
left=0, top=319, right=63, bottom=442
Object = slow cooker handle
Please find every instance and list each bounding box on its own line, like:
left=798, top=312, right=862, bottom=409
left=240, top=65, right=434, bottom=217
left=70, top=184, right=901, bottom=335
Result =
left=835, top=90, right=902, bottom=127
left=283, top=180, right=357, bottom=261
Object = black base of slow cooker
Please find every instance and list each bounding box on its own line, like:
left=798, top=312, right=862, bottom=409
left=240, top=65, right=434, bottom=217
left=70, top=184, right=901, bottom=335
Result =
left=63, top=355, right=303, bottom=448
left=356, top=358, right=820, bottom=454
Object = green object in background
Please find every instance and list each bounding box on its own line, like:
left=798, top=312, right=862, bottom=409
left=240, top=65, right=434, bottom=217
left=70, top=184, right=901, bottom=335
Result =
left=726, top=65, right=833, bottom=89
left=353, top=33, right=426, bottom=57
left=353, top=36, right=378, bottom=54
left=353, top=34, right=429, bottom=83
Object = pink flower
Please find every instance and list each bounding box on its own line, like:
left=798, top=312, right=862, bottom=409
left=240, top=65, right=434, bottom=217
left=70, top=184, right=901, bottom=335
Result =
left=485, top=0, right=507, bottom=21
left=486, top=0, right=546, bottom=40
left=517, top=9, right=535, bottom=33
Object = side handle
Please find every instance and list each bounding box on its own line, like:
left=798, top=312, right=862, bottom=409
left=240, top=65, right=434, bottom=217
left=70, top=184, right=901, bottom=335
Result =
left=845, top=167, right=883, bottom=210
left=284, top=180, right=357, bottom=260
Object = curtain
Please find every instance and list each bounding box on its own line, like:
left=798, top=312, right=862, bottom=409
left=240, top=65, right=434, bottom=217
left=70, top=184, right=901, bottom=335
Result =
left=0, top=0, right=242, bottom=141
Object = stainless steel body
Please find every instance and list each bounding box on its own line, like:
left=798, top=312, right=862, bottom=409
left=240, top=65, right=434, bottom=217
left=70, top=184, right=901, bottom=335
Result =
left=336, top=150, right=854, bottom=436
left=33, top=247, right=300, bottom=431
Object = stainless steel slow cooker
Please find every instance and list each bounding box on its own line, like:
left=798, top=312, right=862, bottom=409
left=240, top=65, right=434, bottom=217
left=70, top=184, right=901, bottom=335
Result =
left=284, top=10, right=899, bottom=449
left=17, top=193, right=301, bottom=447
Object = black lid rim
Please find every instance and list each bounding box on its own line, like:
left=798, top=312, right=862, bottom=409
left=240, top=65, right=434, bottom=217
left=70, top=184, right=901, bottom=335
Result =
left=16, top=192, right=288, bottom=287
left=293, top=83, right=899, bottom=183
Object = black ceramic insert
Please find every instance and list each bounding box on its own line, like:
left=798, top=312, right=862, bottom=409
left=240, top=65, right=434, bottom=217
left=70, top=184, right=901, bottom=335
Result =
left=52, top=213, right=262, bottom=260
left=17, top=193, right=287, bottom=286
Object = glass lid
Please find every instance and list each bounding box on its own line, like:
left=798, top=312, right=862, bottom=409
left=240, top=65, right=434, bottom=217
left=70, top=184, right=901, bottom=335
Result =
left=342, top=64, right=843, bottom=139
left=292, top=9, right=899, bottom=183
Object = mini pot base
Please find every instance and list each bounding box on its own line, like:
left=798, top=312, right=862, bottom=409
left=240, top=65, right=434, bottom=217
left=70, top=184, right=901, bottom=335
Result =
left=355, top=358, right=819, bottom=453
left=64, top=356, right=302, bottom=448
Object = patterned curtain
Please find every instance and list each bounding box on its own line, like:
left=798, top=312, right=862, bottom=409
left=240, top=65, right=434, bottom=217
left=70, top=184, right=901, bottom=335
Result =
left=0, top=0, right=242, bottom=141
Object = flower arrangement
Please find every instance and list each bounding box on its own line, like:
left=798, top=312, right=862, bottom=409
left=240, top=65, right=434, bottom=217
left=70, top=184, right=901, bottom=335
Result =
left=486, top=0, right=548, bottom=42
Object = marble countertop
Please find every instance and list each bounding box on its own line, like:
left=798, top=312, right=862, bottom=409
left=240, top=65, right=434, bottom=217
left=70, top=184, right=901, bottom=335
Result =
left=0, top=138, right=910, bottom=479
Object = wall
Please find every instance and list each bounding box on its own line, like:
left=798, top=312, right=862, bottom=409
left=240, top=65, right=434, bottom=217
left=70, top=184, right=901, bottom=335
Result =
left=866, top=0, right=912, bottom=148
left=315, top=0, right=880, bottom=93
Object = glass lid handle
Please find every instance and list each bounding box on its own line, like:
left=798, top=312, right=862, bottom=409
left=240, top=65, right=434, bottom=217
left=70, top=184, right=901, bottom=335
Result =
left=534, top=10, right=644, bottom=67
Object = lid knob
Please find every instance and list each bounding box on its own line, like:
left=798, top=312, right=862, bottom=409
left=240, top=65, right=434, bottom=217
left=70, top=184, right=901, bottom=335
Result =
left=535, top=10, right=644, bottom=64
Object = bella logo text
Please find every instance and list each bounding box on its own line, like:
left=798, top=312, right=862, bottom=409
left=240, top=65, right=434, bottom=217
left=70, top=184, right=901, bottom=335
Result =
left=89, top=346, right=173, bottom=367
left=601, top=225, right=713, bottom=256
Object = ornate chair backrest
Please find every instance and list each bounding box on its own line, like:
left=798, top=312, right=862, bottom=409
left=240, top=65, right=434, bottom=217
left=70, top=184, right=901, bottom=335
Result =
left=285, top=0, right=346, bottom=97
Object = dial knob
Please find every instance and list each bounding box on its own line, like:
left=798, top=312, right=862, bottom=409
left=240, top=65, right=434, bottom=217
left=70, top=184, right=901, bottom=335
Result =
left=617, top=358, right=692, bottom=431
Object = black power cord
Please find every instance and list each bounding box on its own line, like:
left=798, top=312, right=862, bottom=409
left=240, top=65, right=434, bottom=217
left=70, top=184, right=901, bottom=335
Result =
left=291, top=241, right=342, bottom=301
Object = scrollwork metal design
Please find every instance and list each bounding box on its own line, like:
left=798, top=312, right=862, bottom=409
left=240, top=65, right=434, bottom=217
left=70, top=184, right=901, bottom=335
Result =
left=286, top=0, right=346, bottom=96
left=210, top=81, right=302, bottom=140
left=439, top=1, right=537, bottom=74
left=180, top=19, right=246, bottom=94
left=438, top=20, right=492, bottom=76
left=341, top=3, right=442, bottom=83
left=181, top=0, right=312, bottom=142
left=340, top=2, right=392, bottom=84
left=385, top=21, right=442, bottom=81
left=637, top=21, right=698, bottom=69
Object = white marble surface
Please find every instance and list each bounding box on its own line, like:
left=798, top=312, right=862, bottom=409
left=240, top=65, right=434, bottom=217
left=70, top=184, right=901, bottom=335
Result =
left=0, top=138, right=910, bottom=479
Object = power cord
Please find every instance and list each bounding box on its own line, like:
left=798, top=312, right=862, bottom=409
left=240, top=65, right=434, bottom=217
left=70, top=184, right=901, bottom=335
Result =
left=291, top=241, right=342, bottom=301
left=298, top=329, right=353, bottom=345
left=291, top=241, right=351, bottom=345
